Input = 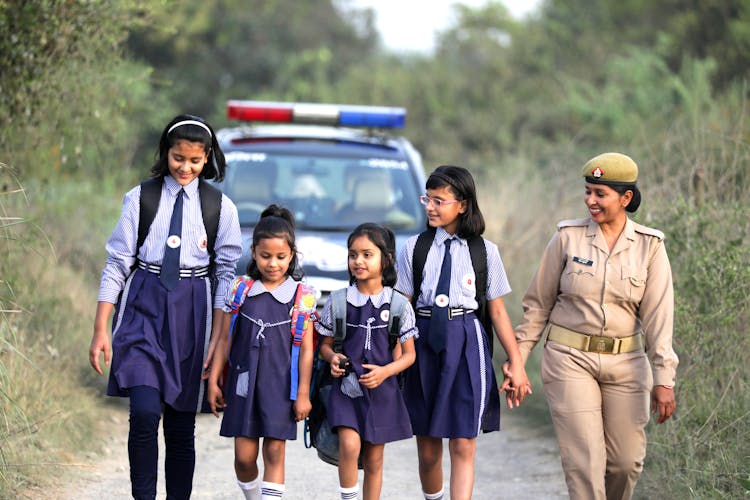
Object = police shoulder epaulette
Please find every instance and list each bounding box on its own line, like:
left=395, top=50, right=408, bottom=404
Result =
left=632, top=221, right=665, bottom=241
left=556, top=218, right=590, bottom=230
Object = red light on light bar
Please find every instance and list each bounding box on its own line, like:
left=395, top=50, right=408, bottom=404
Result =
left=227, top=101, right=293, bottom=122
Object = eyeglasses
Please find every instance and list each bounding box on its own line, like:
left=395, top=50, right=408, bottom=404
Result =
left=419, top=195, right=461, bottom=207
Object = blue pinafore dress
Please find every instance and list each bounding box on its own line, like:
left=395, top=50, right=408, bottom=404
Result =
left=319, top=286, right=416, bottom=444
left=220, top=277, right=301, bottom=440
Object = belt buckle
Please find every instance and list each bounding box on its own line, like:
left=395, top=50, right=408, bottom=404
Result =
left=587, top=335, right=615, bottom=353
left=447, top=308, right=455, bottom=320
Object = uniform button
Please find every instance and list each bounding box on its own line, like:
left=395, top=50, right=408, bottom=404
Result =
left=603, top=327, right=608, bottom=331
left=602, top=304, right=607, bottom=309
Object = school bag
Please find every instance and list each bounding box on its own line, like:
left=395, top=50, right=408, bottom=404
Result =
left=226, top=275, right=317, bottom=400
left=304, top=288, right=409, bottom=467
left=136, top=176, right=222, bottom=285
left=412, top=227, right=494, bottom=354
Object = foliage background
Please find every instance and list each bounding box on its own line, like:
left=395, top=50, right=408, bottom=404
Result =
left=1, top=0, right=748, bottom=497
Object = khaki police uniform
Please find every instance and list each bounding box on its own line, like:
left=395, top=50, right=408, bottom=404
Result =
left=515, top=153, right=678, bottom=500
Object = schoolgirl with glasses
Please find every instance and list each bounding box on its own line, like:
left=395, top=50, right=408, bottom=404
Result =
left=396, top=165, right=531, bottom=500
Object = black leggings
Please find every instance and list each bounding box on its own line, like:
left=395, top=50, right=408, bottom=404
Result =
left=128, top=385, right=196, bottom=500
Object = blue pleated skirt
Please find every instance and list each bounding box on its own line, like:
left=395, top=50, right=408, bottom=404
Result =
left=403, top=312, right=500, bottom=438
left=107, top=269, right=211, bottom=413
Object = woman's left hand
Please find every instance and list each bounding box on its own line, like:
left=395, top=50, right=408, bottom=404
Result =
left=652, top=385, right=676, bottom=423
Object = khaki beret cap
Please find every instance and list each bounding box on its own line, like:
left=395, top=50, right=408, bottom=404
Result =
left=581, top=152, right=638, bottom=184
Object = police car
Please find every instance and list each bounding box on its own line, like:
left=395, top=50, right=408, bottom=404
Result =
left=215, top=101, right=427, bottom=302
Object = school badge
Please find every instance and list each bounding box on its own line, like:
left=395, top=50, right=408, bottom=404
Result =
left=198, top=234, right=208, bottom=252
left=435, top=294, right=449, bottom=308
left=167, top=235, right=181, bottom=248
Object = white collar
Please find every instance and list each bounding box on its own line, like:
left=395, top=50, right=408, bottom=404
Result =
left=346, top=285, right=393, bottom=307
left=247, top=276, right=298, bottom=303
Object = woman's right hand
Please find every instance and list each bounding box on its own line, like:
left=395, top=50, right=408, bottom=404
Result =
left=501, top=361, right=533, bottom=408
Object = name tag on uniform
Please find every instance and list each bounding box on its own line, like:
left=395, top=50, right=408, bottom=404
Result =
left=572, top=256, right=594, bottom=266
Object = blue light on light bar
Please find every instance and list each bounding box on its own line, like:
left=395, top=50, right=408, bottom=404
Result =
left=339, top=105, right=406, bottom=128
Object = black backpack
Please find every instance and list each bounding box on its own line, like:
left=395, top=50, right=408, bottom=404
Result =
left=411, top=227, right=493, bottom=354
left=304, top=288, right=409, bottom=467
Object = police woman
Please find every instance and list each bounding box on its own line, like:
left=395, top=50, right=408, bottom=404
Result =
left=514, top=153, right=678, bottom=500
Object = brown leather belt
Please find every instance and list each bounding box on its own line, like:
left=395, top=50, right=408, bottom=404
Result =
left=547, top=324, right=644, bottom=354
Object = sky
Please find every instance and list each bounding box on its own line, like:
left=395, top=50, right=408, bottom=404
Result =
left=348, top=0, right=541, bottom=53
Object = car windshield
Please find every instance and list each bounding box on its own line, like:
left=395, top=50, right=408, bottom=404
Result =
left=221, top=151, right=424, bottom=231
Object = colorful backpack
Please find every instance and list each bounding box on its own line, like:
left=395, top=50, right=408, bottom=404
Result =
left=226, top=275, right=317, bottom=400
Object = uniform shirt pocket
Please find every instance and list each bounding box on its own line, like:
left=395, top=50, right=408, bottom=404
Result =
left=560, top=258, right=598, bottom=296
left=621, top=265, right=647, bottom=302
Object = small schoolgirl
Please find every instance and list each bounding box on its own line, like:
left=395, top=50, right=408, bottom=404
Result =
left=88, top=114, right=243, bottom=499
left=317, top=223, right=417, bottom=500
left=395, top=165, right=532, bottom=500
left=207, top=205, right=314, bottom=500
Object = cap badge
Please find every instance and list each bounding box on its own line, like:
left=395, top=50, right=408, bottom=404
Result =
left=592, top=167, right=604, bottom=178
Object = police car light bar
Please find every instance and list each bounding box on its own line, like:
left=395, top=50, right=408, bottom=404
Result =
left=227, top=100, right=406, bottom=128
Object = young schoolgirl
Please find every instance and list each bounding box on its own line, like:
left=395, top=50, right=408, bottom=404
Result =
left=316, top=223, right=417, bottom=500
left=206, top=205, right=315, bottom=500
left=395, top=165, right=532, bottom=500
left=88, top=114, right=243, bottom=499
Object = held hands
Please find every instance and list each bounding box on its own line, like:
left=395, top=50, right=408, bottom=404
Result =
left=652, top=385, right=676, bottom=423
left=500, top=361, right=533, bottom=409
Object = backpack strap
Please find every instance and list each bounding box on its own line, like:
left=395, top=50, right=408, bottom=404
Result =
left=411, top=227, right=436, bottom=309
left=388, top=290, right=409, bottom=351
left=330, top=288, right=348, bottom=354
left=468, top=236, right=492, bottom=355
left=198, top=178, right=222, bottom=257
left=136, top=177, right=163, bottom=264
left=226, top=275, right=254, bottom=342
left=289, top=283, right=317, bottom=401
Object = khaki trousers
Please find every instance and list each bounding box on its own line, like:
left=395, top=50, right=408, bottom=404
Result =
left=542, top=340, right=653, bottom=500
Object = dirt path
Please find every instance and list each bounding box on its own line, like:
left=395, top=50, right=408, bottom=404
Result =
left=57, top=406, right=567, bottom=499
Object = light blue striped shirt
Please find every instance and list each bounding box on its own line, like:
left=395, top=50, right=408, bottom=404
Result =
left=395, top=226, right=511, bottom=309
left=98, top=175, right=243, bottom=309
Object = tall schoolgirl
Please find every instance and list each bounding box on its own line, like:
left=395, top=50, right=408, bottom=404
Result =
left=317, top=223, right=417, bottom=500
left=88, top=114, right=243, bottom=499
left=395, top=165, right=532, bottom=500
left=207, top=205, right=315, bottom=500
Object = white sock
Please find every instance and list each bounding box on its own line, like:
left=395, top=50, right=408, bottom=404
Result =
left=261, top=481, right=285, bottom=499
left=238, top=478, right=261, bottom=500
left=424, top=487, right=444, bottom=499
left=339, top=484, right=359, bottom=499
